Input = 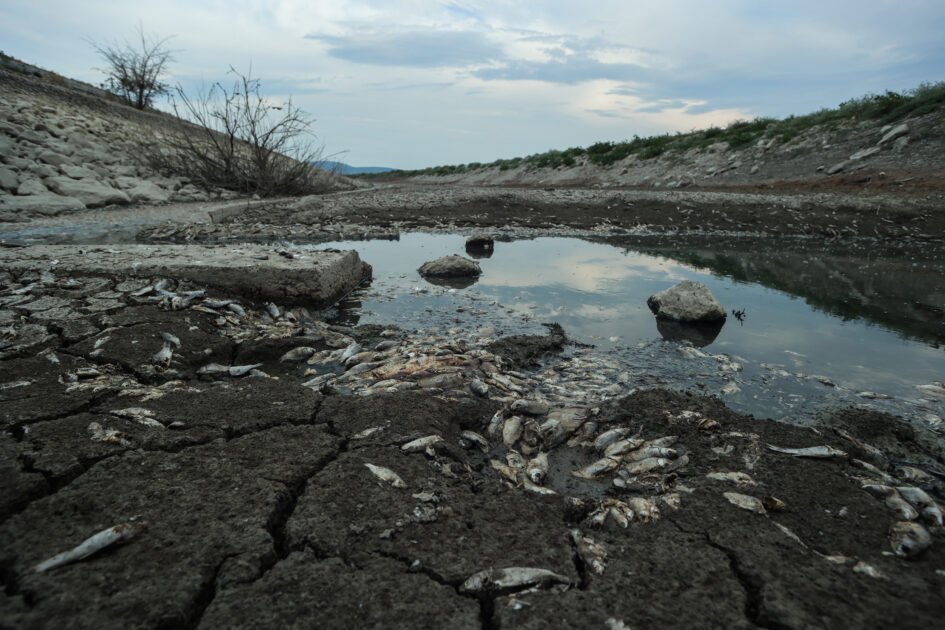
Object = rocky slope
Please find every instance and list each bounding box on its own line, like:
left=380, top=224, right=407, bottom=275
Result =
left=0, top=57, right=346, bottom=222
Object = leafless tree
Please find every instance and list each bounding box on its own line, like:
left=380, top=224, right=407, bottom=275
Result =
left=145, top=67, right=331, bottom=196
left=90, top=25, right=174, bottom=109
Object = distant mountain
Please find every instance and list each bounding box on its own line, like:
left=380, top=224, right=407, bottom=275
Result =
left=319, top=161, right=396, bottom=175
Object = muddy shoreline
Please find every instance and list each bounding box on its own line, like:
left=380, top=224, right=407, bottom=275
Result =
left=2, top=185, right=945, bottom=628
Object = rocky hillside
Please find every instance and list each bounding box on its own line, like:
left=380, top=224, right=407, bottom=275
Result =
left=0, top=56, right=345, bottom=222
left=395, top=86, right=945, bottom=192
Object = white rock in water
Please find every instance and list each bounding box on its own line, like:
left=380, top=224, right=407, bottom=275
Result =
left=647, top=280, right=726, bottom=322
left=417, top=255, right=481, bottom=278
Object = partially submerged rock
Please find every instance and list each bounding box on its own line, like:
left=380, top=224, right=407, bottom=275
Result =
left=647, top=280, right=726, bottom=322
left=417, top=255, right=481, bottom=278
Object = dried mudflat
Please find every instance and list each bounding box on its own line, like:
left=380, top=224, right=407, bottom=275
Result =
left=1, top=249, right=944, bottom=629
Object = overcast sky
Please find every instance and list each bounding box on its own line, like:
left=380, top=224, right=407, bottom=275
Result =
left=3, top=1, right=944, bottom=169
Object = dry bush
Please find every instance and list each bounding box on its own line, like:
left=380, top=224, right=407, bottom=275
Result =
left=145, top=68, right=331, bottom=197
left=90, top=25, right=174, bottom=110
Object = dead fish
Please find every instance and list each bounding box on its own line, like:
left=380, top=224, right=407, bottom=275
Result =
left=642, top=435, right=679, bottom=449
left=401, top=435, right=443, bottom=453
left=35, top=522, right=147, bottom=573
left=772, top=522, right=806, bottom=548
left=895, top=466, right=932, bottom=484
left=131, top=284, right=154, bottom=297
left=852, top=562, right=885, bottom=579
left=280, top=347, right=317, bottom=362
left=459, top=567, right=572, bottom=596
left=622, top=446, right=677, bottom=463
left=724, top=492, right=767, bottom=515
left=602, top=437, right=646, bottom=458
left=572, top=456, right=621, bottom=479
left=339, top=342, right=361, bottom=364
left=522, top=478, right=557, bottom=496
left=110, top=408, right=162, bottom=429
left=160, top=332, right=181, bottom=348
left=151, top=342, right=173, bottom=367
left=570, top=529, right=607, bottom=575
left=490, top=460, right=521, bottom=484
left=502, top=415, right=524, bottom=447
left=364, top=463, right=406, bottom=488
left=624, top=457, right=672, bottom=475
left=88, top=422, right=131, bottom=447
left=459, top=430, right=489, bottom=452
left=226, top=302, right=246, bottom=317
left=897, top=487, right=943, bottom=527
left=469, top=379, right=489, bottom=397
left=889, top=521, right=932, bottom=558
left=850, top=459, right=894, bottom=484
left=202, top=298, right=233, bottom=309
left=763, top=495, right=787, bottom=512
left=862, top=485, right=919, bottom=521
left=626, top=497, right=660, bottom=523
left=766, top=444, right=847, bottom=459
left=228, top=364, right=263, bottom=377
left=352, top=426, right=386, bottom=440
left=833, top=428, right=886, bottom=466
left=506, top=451, right=527, bottom=470
left=593, top=427, right=632, bottom=452
left=706, top=471, right=757, bottom=487
left=511, top=399, right=551, bottom=416
left=266, top=302, right=281, bottom=319
left=526, top=452, right=549, bottom=485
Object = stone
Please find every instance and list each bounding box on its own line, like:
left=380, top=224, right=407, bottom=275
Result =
left=44, top=176, right=130, bottom=208
left=36, top=150, right=73, bottom=166
left=417, top=255, right=481, bottom=278
left=826, top=161, right=849, bottom=175
left=126, top=181, right=171, bottom=204
left=16, top=178, right=49, bottom=196
left=647, top=280, right=726, bottom=322
left=850, top=147, right=881, bottom=161
left=878, top=123, right=908, bottom=146
left=0, top=194, right=86, bottom=215
left=465, top=234, right=495, bottom=258
left=59, top=164, right=98, bottom=180
left=0, top=167, right=17, bottom=192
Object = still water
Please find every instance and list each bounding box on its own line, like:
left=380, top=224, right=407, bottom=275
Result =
left=313, top=233, right=945, bottom=428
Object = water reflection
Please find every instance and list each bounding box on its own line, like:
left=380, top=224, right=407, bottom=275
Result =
left=423, top=275, right=480, bottom=289
left=656, top=318, right=725, bottom=347
left=313, top=232, right=945, bottom=425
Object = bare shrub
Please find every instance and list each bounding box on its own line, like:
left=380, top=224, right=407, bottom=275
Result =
left=146, top=68, right=331, bottom=197
left=90, top=25, right=174, bottom=110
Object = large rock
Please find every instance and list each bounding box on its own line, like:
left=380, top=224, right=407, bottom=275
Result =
left=878, top=123, right=908, bottom=146
left=417, top=255, right=482, bottom=278
left=0, top=193, right=85, bottom=215
left=647, top=280, right=726, bottom=322
left=44, top=176, right=130, bottom=208
left=0, top=167, right=18, bottom=192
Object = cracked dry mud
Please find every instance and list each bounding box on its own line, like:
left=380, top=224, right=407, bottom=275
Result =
left=1, top=259, right=944, bottom=630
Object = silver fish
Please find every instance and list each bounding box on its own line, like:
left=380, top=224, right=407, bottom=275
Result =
left=459, top=430, right=489, bottom=452
left=526, top=452, right=549, bottom=485
left=202, top=298, right=234, bottom=309
left=833, top=428, right=886, bottom=466
left=151, top=342, right=173, bottom=367
left=522, top=478, right=557, bottom=496
left=280, top=347, right=317, bottom=362
left=766, top=444, right=847, bottom=458
left=502, top=415, right=524, bottom=447
left=570, top=529, right=607, bottom=575
left=593, top=427, right=633, bottom=451
left=469, top=379, right=489, bottom=397
left=339, top=342, right=361, bottom=364
left=706, top=471, right=757, bottom=487
left=622, top=446, right=677, bottom=463
left=35, top=522, right=147, bottom=573
left=160, top=332, right=181, bottom=348
left=459, top=567, right=572, bottom=595
left=226, top=302, right=246, bottom=317
left=895, top=466, right=932, bottom=484
left=623, top=457, right=671, bottom=475
left=490, top=460, right=521, bottom=484
left=351, top=426, right=385, bottom=440
left=862, top=485, right=920, bottom=521
left=266, top=302, right=281, bottom=319
left=486, top=412, right=505, bottom=438
left=603, top=437, right=646, bottom=458
left=364, top=463, right=406, bottom=488
left=228, top=363, right=263, bottom=377
left=889, top=521, right=932, bottom=558
left=572, top=456, right=621, bottom=479
left=897, top=487, right=943, bottom=527
left=401, top=435, right=443, bottom=453
left=723, top=492, right=767, bottom=515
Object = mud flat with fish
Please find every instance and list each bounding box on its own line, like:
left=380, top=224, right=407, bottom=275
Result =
left=1, top=231, right=944, bottom=629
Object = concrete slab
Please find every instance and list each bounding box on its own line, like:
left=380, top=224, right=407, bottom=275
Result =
left=0, top=244, right=371, bottom=306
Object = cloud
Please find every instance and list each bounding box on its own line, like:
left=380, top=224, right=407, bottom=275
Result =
left=307, top=29, right=502, bottom=68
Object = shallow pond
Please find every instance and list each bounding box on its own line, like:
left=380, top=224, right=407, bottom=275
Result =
left=313, top=232, right=945, bottom=429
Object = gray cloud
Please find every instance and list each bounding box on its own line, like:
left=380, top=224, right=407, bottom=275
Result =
left=472, top=57, right=648, bottom=84
left=307, top=30, right=502, bottom=68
